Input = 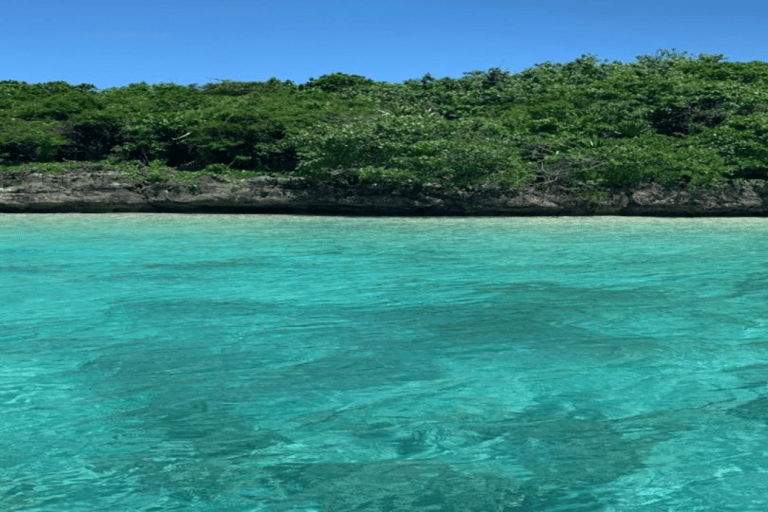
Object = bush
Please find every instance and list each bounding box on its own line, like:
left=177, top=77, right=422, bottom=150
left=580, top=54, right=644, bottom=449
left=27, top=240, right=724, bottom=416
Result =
left=578, top=134, right=728, bottom=185
left=294, top=114, right=531, bottom=185
left=0, top=119, right=69, bottom=164
left=53, top=111, right=127, bottom=161
left=300, top=73, right=374, bottom=93
left=698, top=113, right=768, bottom=179
left=15, top=89, right=101, bottom=121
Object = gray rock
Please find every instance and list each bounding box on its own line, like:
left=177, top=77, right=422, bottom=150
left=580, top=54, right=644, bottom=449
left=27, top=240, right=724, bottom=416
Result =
left=1, top=170, right=767, bottom=215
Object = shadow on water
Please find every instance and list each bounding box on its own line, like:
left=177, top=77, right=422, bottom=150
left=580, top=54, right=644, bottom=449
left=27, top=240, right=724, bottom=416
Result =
left=263, top=461, right=539, bottom=511
left=76, top=391, right=653, bottom=510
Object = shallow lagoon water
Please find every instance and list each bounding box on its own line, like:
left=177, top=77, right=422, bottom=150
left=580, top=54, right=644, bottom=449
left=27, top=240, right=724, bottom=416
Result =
left=2, top=214, right=768, bottom=511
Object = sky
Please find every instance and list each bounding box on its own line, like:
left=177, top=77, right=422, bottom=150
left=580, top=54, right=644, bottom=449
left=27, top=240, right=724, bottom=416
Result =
left=3, top=0, right=767, bottom=90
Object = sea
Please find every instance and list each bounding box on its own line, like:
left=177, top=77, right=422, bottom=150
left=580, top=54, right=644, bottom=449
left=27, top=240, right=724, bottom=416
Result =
left=2, top=214, right=768, bottom=511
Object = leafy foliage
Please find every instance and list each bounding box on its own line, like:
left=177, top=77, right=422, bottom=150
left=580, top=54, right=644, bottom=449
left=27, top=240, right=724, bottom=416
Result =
left=3, top=51, right=768, bottom=187
left=0, top=119, right=68, bottom=163
left=294, top=113, right=532, bottom=185
left=300, top=72, right=374, bottom=92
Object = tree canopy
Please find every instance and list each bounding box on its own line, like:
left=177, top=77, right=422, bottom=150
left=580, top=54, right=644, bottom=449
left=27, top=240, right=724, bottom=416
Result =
left=2, top=49, right=767, bottom=188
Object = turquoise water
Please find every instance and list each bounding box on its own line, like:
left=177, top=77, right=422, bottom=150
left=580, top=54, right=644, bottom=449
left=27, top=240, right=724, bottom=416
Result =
left=2, top=214, right=768, bottom=511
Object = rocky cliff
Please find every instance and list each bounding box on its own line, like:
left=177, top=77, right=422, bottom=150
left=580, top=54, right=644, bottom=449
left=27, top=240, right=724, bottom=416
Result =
left=1, top=170, right=767, bottom=215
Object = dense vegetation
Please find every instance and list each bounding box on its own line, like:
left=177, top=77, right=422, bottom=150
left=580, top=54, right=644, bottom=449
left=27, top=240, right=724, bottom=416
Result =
left=2, top=49, right=768, bottom=189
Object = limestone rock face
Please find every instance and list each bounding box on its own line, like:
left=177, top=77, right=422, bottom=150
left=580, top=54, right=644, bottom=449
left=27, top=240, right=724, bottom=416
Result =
left=1, top=170, right=767, bottom=216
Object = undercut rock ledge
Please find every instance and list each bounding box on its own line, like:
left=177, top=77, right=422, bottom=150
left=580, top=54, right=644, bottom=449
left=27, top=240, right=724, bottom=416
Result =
left=1, top=171, right=767, bottom=216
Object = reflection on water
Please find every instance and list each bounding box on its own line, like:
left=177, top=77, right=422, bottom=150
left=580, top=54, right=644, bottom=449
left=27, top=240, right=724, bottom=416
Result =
left=1, top=215, right=768, bottom=511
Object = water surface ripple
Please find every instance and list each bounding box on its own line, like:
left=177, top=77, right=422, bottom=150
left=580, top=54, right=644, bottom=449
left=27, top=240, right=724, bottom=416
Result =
left=2, top=215, right=768, bottom=511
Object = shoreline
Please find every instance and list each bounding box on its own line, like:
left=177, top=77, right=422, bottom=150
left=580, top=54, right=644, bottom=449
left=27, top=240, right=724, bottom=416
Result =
left=1, top=171, right=768, bottom=216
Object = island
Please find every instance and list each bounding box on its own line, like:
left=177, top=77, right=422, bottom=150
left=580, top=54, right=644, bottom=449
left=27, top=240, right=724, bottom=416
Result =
left=2, top=49, right=767, bottom=215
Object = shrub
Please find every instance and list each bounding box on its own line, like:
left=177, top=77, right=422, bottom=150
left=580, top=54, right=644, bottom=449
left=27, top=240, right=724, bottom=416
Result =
left=301, top=73, right=374, bottom=93
left=0, top=119, right=68, bottom=164
left=579, top=134, right=728, bottom=185
left=53, top=111, right=127, bottom=161
left=698, top=113, right=768, bottom=179
left=294, top=114, right=531, bottom=185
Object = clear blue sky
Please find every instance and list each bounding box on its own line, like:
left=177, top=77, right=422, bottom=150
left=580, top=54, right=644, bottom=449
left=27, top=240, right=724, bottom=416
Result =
left=3, top=0, right=766, bottom=90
